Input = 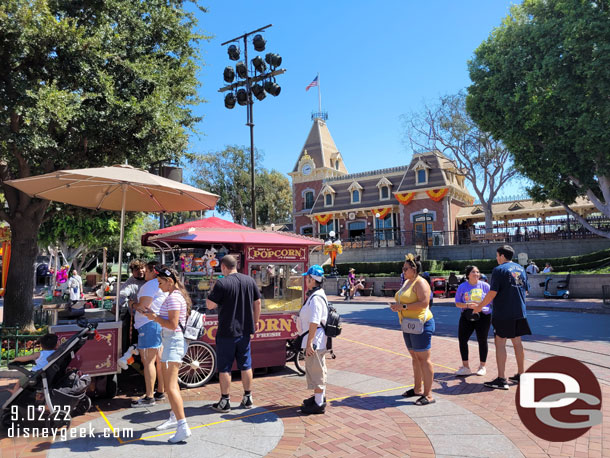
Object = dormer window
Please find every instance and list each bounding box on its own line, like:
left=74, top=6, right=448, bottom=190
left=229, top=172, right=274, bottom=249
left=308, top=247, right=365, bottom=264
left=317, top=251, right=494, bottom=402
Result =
left=335, top=160, right=340, bottom=170
left=376, top=177, right=393, bottom=201
left=321, top=184, right=336, bottom=207
left=417, top=169, right=427, bottom=184
left=348, top=181, right=363, bottom=205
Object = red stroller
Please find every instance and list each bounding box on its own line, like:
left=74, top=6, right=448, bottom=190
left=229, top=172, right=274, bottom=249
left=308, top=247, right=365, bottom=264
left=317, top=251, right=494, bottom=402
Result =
left=432, top=277, right=446, bottom=298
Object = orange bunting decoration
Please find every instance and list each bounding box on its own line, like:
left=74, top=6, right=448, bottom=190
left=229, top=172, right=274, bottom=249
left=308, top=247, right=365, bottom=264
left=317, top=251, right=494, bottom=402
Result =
left=314, top=214, right=333, bottom=225
left=395, top=192, right=415, bottom=205
left=426, top=188, right=448, bottom=202
left=371, top=208, right=391, bottom=219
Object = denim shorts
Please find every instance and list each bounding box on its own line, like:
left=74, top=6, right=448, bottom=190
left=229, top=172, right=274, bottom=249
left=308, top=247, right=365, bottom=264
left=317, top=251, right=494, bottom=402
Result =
left=402, top=317, right=435, bottom=352
left=216, top=335, right=252, bottom=372
left=137, top=320, right=162, bottom=350
left=161, top=328, right=187, bottom=363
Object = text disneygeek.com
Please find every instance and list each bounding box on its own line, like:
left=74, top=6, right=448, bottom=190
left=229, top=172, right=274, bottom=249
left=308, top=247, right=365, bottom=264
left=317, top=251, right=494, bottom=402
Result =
left=7, top=405, right=133, bottom=441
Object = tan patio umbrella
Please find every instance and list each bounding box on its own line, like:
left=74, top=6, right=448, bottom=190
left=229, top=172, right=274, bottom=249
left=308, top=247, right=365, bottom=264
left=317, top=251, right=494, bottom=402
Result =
left=5, top=164, right=219, bottom=317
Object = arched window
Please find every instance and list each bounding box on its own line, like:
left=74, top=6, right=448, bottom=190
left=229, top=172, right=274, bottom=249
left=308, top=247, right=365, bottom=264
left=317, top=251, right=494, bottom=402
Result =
left=381, top=186, right=389, bottom=199
left=352, top=190, right=360, bottom=203
left=325, top=194, right=333, bottom=206
left=304, top=191, right=314, bottom=209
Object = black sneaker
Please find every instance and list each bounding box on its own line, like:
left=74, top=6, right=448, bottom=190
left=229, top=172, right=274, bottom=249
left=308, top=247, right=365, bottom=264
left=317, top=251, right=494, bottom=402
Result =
left=131, top=396, right=156, bottom=407
left=509, top=374, right=521, bottom=383
left=483, top=377, right=509, bottom=390
left=154, top=392, right=166, bottom=401
left=302, top=395, right=327, bottom=406
left=301, top=401, right=326, bottom=415
left=239, top=394, right=253, bottom=409
left=211, top=397, right=231, bottom=413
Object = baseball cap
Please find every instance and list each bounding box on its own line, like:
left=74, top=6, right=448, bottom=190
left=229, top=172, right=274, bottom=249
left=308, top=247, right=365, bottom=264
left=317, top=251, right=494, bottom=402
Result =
left=302, top=265, right=324, bottom=282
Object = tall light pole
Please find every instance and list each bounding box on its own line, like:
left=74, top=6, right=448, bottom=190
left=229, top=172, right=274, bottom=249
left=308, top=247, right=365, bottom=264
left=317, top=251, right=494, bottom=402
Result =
left=219, top=24, right=286, bottom=229
left=423, top=208, right=430, bottom=247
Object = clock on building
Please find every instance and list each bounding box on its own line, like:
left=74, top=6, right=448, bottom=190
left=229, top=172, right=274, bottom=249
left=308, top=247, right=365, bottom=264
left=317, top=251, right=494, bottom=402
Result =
left=302, top=163, right=312, bottom=175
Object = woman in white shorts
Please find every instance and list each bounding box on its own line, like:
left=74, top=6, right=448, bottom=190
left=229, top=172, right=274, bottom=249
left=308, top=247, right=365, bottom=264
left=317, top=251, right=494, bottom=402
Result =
left=146, top=265, right=190, bottom=443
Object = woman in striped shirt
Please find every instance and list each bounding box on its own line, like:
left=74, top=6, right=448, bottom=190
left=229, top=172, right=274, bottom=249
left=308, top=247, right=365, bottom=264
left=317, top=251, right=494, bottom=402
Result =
left=146, top=265, right=191, bottom=443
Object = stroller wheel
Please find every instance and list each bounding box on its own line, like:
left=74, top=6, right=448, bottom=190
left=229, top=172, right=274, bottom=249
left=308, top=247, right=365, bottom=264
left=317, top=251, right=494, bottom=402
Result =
left=1, top=409, right=13, bottom=430
left=74, top=396, right=92, bottom=416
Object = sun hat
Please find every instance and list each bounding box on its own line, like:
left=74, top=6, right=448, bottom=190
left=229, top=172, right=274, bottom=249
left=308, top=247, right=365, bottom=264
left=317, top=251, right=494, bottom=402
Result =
left=349, top=268, right=355, bottom=272
left=302, top=265, right=325, bottom=282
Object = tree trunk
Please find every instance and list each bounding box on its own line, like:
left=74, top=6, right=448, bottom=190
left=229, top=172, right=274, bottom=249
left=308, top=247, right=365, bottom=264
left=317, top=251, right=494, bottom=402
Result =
left=3, top=206, right=47, bottom=329
left=484, top=204, right=494, bottom=233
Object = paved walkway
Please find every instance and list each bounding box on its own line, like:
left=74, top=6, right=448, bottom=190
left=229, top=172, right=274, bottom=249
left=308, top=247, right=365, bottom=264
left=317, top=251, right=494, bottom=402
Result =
left=1, top=314, right=609, bottom=457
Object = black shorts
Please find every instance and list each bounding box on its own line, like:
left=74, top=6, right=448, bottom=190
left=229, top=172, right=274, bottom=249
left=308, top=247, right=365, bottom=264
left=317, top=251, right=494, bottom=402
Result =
left=492, top=317, right=532, bottom=339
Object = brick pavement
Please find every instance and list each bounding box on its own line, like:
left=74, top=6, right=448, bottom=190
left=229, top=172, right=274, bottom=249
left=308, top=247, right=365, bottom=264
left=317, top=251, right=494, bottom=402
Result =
left=1, top=320, right=609, bottom=457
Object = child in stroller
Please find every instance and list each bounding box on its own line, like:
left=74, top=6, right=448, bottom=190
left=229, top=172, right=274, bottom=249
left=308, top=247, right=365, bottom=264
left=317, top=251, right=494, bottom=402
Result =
left=2, top=319, right=97, bottom=430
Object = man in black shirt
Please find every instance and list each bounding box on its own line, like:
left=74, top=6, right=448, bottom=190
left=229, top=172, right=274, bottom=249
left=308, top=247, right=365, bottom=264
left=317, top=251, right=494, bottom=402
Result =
left=206, top=255, right=261, bottom=413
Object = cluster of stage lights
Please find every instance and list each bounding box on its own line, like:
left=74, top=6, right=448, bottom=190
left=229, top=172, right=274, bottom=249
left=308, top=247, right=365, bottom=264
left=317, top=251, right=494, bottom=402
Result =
left=223, top=34, right=283, bottom=109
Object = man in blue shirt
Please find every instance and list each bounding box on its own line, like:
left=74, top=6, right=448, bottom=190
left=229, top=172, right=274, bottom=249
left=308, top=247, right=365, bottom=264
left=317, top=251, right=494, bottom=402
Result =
left=473, top=245, right=531, bottom=390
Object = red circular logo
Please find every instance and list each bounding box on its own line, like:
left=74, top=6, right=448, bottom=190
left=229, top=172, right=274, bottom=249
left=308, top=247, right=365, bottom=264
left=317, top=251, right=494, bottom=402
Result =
left=516, top=356, right=602, bottom=442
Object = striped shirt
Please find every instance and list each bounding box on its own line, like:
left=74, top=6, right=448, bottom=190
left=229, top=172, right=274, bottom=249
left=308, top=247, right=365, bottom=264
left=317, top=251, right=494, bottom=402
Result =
left=159, top=290, right=187, bottom=332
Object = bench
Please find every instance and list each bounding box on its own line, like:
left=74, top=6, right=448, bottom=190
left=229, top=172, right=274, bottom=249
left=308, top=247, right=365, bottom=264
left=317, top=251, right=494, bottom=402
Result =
left=470, top=232, right=507, bottom=243
left=381, top=281, right=402, bottom=297
left=358, top=281, right=374, bottom=296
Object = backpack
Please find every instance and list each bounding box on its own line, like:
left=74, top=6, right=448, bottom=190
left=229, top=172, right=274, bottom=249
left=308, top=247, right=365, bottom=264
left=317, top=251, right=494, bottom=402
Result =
left=181, top=309, right=206, bottom=341
left=324, top=302, right=342, bottom=338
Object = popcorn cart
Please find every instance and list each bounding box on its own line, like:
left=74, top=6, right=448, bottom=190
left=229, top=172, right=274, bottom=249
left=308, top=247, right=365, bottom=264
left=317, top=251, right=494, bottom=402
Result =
left=142, top=217, right=322, bottom=387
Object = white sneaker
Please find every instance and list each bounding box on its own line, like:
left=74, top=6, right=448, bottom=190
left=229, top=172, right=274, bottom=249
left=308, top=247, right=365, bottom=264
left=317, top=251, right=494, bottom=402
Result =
left=155, top=415, right=178, bottom=431
left=455, top=366, right=471, bottom=376
left=168, top=424, right=191, bottom=443
left=476, top=366, right=487, bottom=376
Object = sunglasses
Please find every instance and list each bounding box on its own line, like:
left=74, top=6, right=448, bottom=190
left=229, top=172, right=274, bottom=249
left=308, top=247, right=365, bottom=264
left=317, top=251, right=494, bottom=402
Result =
left=154, top=265, right=175, bottom=279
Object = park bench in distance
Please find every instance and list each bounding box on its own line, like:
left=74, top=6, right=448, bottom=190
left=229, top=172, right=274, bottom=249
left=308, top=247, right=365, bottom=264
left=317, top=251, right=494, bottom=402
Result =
left=381, top=281, right=402, bottom=297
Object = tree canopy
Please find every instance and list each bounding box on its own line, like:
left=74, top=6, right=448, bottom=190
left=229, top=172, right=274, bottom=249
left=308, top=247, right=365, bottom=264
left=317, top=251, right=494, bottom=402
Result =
left=190, top=146, right=292, bottom=227
left=0, top=0, right=206, bottom=327
left=467, top=0, right=610, bottom=236
left=403, top=92, right=518, bottom=231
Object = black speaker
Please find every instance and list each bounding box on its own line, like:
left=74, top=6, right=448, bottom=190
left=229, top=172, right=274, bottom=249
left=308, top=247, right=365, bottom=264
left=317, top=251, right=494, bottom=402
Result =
left=161, top=166, right=183, bottom=183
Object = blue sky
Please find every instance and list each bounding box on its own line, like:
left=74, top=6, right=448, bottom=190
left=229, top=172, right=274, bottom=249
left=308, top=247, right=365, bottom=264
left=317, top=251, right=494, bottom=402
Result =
left=186, top=0, right=522, bottom=198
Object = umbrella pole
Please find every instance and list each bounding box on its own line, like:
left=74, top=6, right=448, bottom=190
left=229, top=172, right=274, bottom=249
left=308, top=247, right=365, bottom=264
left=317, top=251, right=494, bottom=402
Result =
left=115, top=184, right=127, bottom=321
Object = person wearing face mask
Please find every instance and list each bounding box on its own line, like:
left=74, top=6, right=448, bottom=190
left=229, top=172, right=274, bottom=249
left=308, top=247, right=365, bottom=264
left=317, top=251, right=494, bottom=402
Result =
left=454, top=265, right=492, bottom=377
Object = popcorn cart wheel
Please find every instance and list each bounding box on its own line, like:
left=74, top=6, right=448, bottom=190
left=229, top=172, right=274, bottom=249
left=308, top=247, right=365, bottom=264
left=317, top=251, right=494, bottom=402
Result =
left=178, top=341, right=217, bottom=388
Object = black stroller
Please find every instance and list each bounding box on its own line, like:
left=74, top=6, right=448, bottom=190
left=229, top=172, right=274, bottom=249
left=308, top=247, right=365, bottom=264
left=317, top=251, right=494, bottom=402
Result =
left=1, top=319, right=97, bottom=430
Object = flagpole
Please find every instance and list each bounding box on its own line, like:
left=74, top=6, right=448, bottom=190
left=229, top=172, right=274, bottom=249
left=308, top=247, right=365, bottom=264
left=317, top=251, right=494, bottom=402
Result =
left=317, top=72, right=321, bottom=113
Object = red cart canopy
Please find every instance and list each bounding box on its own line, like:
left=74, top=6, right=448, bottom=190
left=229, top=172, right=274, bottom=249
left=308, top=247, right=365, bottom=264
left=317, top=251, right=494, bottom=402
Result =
left=142, top=216, right=322, bottom=247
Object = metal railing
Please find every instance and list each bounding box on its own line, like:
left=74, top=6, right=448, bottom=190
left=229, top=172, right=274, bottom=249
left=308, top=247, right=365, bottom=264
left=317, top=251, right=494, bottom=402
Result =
left=312, top=217, right=610, bottom=249
left=0, top=328, right=44, bottom=368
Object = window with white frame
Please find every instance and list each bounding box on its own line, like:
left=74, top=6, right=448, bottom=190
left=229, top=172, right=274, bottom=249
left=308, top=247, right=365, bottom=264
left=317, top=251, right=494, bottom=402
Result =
left=325, top=193, right=333, bottom=206
left=348, top=181, right=363, bottom=204
left=417, top=168, right=427, bottom=185
left=352, top=189, right=360, bottom=203
left=380, top=186, right=389, bottom=199
left=303, top=191, right=314, bottom=209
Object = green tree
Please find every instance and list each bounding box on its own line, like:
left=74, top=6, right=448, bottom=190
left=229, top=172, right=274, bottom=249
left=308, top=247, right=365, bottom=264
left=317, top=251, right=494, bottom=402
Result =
left=403, top=92, right=518, bottom=232
left=38, top=206, right=123, bottom=274
left=0, top=0, right=206, bottom=327
left=190, top=146, right=264, bottom=226
left=256, top=169, right=293, bottom=226
left=466, top=0, right=610, bottom=237
left=163, top=211, right=206, bottom=228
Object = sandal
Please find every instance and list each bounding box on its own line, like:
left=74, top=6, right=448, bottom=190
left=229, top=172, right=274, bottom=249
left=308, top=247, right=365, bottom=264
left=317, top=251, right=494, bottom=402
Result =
left=414, top=395, right=436, bottom=406
left=401, top=389, right=423, bottom=398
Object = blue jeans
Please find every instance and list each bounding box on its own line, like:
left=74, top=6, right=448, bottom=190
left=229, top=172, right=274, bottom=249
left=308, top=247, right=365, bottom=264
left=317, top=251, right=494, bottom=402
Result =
left=402, top=318, right=435, bottom=352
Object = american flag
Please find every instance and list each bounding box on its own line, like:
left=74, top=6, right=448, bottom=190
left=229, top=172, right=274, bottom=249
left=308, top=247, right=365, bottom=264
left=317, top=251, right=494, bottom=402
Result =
left=305, top=76, right=319, bottom=91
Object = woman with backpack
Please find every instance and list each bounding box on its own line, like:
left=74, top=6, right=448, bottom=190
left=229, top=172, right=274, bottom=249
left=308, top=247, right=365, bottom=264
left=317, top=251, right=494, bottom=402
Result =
left=146, top=265, right=191, bottom=443
left=298, top=265, right=329, bottom=415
